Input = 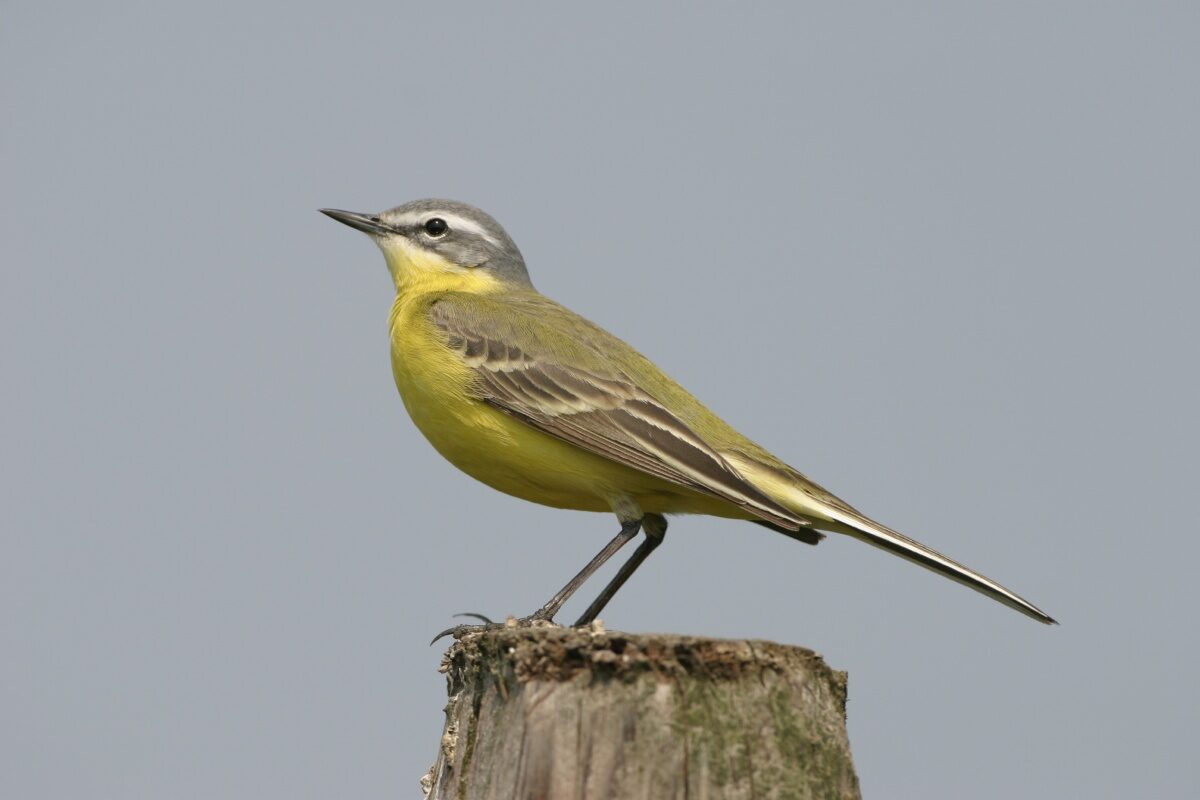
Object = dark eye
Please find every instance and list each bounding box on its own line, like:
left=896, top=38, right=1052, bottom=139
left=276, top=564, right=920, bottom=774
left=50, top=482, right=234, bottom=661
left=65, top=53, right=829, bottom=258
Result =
left=423, top=217, right=448, bottom=237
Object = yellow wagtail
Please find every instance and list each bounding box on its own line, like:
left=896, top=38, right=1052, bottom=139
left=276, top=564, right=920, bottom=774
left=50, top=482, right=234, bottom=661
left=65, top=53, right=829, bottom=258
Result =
left=321, top=200, right=1055, bottom=630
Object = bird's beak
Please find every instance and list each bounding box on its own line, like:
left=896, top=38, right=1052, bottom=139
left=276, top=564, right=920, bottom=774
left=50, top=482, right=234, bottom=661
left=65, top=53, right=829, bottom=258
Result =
left=319, top=208, right=395, bottom=236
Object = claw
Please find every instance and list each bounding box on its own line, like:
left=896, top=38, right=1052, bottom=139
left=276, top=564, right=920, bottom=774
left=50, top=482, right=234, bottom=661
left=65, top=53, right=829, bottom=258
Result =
left=428, top=611, right=562, bottom=646
left=429, top=613, right=496, bottom=645
left=429, top=626, right=461, bottom=646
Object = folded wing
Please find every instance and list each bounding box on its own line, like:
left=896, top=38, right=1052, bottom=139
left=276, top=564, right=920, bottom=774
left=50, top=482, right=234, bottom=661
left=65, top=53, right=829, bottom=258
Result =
left=429, top=295, right=818, bottom=538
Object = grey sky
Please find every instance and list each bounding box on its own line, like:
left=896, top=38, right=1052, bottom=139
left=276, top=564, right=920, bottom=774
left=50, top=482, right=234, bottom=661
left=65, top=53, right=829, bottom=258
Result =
left=3, top=3, right=1198, bottom=798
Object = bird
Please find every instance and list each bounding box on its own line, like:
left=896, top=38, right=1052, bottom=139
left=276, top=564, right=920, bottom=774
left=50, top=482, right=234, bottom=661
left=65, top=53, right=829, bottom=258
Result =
left=320, top=199, right=1055, bottom=632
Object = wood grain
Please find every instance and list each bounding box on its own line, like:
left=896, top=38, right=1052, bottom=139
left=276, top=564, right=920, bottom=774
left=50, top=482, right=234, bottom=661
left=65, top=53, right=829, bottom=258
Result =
left=422, top=624, right=860, bottom=800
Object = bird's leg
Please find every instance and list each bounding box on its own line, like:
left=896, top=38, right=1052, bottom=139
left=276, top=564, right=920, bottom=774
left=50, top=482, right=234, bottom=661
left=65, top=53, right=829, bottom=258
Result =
left=525, top=517, right=643, bottom=622
left=431, top=518, right=641, bottom=644
left=573, top=514, right=667, bottom=627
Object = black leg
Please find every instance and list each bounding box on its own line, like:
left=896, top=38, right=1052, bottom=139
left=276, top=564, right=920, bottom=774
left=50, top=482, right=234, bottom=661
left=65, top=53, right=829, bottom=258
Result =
left=529, top=517, right=643, bottom=621
left=430, top=517, right=643, bottom=644
left=573, top=514, right=667, bottom=627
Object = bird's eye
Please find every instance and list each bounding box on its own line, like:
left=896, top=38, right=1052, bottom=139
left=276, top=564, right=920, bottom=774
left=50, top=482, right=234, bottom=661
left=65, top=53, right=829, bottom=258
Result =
left=423, top=218, right=449, bottom=237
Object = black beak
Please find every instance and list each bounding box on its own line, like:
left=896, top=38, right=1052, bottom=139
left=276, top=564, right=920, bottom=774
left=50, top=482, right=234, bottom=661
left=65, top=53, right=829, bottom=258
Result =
left=319, top=208, right=394, bottom=236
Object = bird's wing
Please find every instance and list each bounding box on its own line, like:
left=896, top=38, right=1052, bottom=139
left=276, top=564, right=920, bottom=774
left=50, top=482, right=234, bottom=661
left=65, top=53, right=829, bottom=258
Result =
left=428, top=293, right=815, bottom=535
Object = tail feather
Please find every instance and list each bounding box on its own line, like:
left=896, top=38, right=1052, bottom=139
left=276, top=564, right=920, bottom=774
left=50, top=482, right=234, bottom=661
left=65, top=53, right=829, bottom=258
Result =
left=719, top=452, right=1054, bottom=623
left=823, top=508, right=1056, bottom=624
left=752, top=519, right=824, bottom=545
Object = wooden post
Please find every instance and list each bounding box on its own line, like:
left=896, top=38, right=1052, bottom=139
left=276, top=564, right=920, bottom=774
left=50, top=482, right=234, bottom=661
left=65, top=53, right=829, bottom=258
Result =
left=421, top=624, right=860, bottom=800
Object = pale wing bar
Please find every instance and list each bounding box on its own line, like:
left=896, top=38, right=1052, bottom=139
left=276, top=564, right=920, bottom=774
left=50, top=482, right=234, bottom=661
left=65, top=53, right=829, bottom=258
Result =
left=484, top=367, right=804, bottom=531
left=434, top=313, right=808, bottom=531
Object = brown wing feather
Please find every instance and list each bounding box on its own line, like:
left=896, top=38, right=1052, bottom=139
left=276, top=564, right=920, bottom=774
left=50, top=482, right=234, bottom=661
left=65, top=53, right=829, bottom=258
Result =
left=430, top=300, right=810, bottom=532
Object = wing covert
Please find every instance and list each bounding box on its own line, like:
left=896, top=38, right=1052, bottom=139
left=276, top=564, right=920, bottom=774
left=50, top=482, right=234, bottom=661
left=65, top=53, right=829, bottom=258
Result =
left=429, top=296, right=810, bottom=532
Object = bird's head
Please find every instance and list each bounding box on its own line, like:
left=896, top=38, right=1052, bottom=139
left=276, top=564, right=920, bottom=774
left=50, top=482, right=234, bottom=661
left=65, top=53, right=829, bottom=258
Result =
left=321, top=199, right=532, bottom=293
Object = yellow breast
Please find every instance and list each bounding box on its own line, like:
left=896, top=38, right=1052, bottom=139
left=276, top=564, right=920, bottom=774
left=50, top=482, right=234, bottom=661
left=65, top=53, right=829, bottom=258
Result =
left=382, top=253, right=753, bottom=521
left=385, top=278, right=619, bottom=512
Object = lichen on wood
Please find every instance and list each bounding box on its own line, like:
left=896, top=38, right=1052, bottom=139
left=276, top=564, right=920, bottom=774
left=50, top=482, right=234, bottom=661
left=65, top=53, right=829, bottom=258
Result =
left=422, top=623, right=859, bottom=800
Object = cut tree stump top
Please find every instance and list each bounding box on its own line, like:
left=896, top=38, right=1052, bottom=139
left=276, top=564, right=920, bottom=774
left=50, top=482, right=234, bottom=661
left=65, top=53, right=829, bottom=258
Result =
left=424, top=624, right=860, bottom=800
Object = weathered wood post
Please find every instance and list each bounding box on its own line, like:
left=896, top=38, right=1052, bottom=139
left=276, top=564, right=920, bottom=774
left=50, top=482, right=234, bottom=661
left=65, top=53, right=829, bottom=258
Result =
left=422, top=624, right=860, bottom=799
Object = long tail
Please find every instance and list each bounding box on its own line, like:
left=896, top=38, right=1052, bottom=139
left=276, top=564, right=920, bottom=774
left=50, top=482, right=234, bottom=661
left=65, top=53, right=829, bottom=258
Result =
left=821, top=506, right=1056, bottom=624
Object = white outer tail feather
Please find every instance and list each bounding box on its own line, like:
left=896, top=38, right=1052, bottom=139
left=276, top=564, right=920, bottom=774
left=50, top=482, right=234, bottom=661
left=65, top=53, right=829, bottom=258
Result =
left=822, top=507, right=1057, bottom=625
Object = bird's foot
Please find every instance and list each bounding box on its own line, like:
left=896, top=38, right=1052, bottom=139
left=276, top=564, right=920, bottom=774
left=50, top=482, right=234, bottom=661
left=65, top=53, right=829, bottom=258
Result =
left=429, top=610, right=560, bottom=646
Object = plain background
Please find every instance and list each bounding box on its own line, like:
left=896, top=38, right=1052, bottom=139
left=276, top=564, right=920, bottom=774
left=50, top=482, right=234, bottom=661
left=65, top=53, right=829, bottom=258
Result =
left=4, top=3, right=1198, bottom=798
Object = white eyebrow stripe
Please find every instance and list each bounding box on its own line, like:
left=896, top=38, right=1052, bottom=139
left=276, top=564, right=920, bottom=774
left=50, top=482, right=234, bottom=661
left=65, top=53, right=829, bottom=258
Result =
left=389, top=210, right=503, bottom=247
left=439, top=213, right=503, bottom=246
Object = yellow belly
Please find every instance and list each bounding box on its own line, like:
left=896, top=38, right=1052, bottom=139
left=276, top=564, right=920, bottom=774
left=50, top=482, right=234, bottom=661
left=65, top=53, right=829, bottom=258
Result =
left=387, top=292, right=749, bottom=520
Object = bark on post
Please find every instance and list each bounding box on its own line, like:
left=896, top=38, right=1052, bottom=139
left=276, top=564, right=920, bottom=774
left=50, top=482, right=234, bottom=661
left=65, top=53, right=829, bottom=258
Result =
left=422, top=624, right=860, bottom=800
